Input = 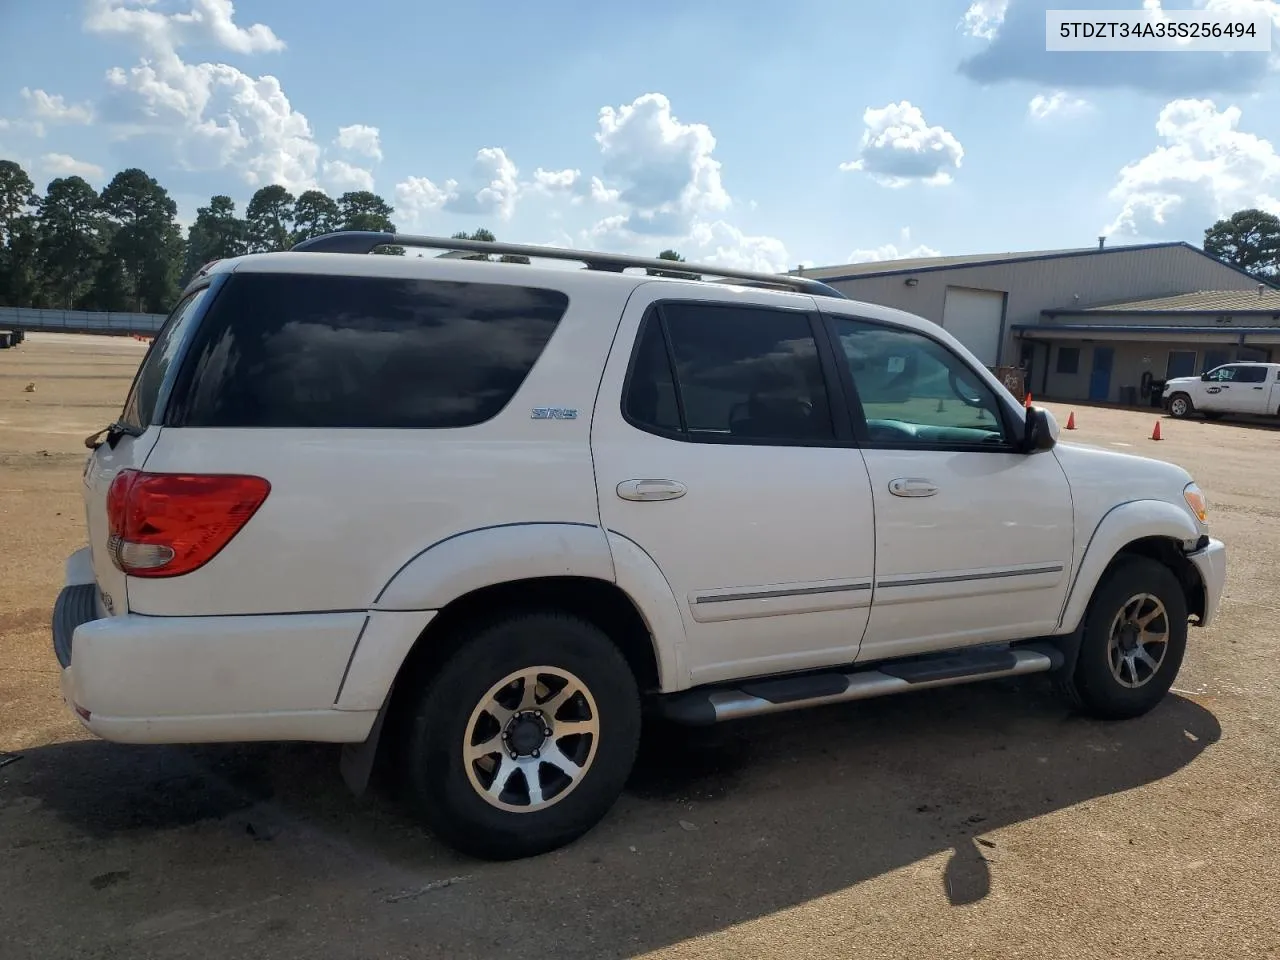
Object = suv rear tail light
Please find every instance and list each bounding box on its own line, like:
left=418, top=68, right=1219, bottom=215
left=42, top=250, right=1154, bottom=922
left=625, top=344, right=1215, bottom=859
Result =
left=106, top=470, right=271, bottom=578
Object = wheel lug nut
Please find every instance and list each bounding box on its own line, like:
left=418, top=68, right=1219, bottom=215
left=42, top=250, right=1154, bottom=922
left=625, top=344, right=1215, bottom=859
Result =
left=532, top=749, right=540, bottom=758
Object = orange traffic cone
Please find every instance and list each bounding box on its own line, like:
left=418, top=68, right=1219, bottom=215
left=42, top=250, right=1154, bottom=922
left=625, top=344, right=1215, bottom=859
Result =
left=1065, top=411, right=1076, bottom=430
left=1024, top=391, right=1032, bottom=408
left=1151, top=420, right=1162, bottom=441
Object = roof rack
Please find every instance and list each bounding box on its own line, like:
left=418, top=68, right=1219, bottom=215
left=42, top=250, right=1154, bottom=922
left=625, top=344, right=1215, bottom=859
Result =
left=289, top=231, right=848, bottom=299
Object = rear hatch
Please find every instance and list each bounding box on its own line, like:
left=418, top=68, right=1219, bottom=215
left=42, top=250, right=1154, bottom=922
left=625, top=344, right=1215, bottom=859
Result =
left=82, top=285, right=217, bottom=615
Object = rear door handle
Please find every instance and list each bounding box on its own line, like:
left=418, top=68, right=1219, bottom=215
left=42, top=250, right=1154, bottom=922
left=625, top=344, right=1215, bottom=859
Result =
left=617, top=479, right=687, bottom=502
left=888, top=477, right=938, bottom=498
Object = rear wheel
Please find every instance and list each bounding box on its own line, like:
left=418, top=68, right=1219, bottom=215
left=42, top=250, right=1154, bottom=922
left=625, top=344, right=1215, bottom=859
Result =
left=401, top=611, right=641, bottom=860
left=1056, top=557, right=1187, bottom=720
left=1167, top=393, right=1193, bottom=418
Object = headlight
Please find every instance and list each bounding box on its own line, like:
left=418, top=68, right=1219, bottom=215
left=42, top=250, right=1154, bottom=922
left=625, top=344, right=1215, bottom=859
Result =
left=1183, top=482, right=1207, bottom=524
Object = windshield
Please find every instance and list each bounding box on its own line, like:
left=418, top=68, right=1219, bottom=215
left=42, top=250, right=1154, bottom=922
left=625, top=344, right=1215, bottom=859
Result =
left=118, top=286, right=211, bottom=431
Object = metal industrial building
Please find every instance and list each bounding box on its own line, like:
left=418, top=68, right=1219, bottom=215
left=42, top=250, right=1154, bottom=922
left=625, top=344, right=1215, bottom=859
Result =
left=795, top=242, right=1267, bottom=405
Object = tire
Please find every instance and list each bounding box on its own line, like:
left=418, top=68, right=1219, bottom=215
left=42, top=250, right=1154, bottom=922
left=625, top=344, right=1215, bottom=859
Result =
left=401, top=611, right=641, bottom=860
left=1056, top=557, right=1188, bottom=721
left=1167, top=393, right=1193, bottom=418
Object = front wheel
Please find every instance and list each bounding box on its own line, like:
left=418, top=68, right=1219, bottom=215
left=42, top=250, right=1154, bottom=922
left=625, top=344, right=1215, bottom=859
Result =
left=401, top=612, right=641, bottom=860
left=1167, top=393, right=1193, bottom=418
left=1057, top=557, right=1188, bottom=720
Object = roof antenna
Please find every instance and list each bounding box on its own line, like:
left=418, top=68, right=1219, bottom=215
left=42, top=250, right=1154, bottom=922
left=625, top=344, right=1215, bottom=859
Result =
left=1097, top=236, right=1106, bottom=249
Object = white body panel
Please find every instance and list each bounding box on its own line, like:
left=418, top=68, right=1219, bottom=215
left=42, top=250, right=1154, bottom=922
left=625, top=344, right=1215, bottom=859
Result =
left=55, top=249, right=1227, bottom=746
left=857, top=448, right=1073, bottom=660
left=591, top=284, right=877, bottom=686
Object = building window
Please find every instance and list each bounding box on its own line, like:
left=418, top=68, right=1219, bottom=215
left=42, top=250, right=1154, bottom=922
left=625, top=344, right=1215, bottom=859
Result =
left=1202, top=350, right=1230, bottom=374
left=1055, top=346, right=1080, bottom=375
left=1166, top=351, right=1197, bottom=379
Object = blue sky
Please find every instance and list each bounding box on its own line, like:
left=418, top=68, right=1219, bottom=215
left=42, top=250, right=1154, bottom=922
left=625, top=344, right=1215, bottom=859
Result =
left=1, top=0, right=1278, bottom=271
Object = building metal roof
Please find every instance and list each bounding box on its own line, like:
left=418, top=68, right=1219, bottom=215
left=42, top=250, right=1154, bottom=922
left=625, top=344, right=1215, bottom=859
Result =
left=789, top=241, right=1253, bottom=283
left=1046, top=288, right=1280, bottom=316
left=1012, top=323, right=1280, bottom=336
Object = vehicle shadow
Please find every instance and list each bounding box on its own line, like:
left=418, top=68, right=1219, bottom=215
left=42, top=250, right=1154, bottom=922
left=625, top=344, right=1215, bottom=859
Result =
left=5, top=679, right=1220, bottom=958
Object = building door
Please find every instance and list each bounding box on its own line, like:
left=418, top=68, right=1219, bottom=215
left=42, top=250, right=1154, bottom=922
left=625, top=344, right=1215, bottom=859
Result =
left=1088, top=346, right=1114, bottom=401
left=941, top=287, right=1005, bottom=367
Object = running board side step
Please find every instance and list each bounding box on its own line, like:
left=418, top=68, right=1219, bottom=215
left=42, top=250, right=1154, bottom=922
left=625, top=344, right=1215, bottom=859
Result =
left=654, top=644, right=1064, bottom=726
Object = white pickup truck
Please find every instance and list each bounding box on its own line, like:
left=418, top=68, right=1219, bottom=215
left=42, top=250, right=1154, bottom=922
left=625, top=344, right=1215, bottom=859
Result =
left=1164, top=361, right=1280, bottom=420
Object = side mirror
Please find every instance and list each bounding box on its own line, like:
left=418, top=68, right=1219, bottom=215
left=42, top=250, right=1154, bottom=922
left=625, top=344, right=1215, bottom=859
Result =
left=1200, top=373, right=1211, bottom=381
left=1021, top=406, right=1058, bottom=453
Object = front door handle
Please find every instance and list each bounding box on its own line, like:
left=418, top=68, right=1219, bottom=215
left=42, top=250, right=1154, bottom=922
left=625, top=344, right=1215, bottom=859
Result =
left=888, top=477, right=939, bottom=498
left=617, top=479, right=687, bottom=502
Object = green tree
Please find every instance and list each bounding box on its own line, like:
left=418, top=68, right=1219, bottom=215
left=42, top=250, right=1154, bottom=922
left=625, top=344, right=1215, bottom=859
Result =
left=100, top=167, right=184, bottom=312
left=1204, top=209, right=1280, bottom=281
left=0, top=160, right=39, bottom=306
left=338, top=190, right=395, bottom=232
left=292, top=189, right=339, bottom=243
left=648, top=248, right=695, bottom=279
left=245, top=185, right=295, bottom=253
left=0, top=160, right=36, bottom=245
left=38, top=176, right=106, bottom=308
left=184, top=194, right=247, bottom=282
left=447, top=228, right=529, bottom=263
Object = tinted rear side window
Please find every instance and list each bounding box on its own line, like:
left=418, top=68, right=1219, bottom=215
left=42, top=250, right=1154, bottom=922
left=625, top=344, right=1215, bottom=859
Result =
left=119, top=286, right=210, bottom=431
left=169, top=274, right=569, bottom=429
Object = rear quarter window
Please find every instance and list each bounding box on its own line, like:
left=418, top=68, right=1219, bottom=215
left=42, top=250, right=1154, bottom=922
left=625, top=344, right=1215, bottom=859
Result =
left=166, top=273, right=569, bottom=429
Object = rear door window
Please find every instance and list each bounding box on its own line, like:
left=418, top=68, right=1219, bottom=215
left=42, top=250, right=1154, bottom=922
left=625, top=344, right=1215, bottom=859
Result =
left=623, top=302, right=836, bottom=444
left=168, top=274, right=569, bottom=429
left=119, top=286, right=211, bottom=431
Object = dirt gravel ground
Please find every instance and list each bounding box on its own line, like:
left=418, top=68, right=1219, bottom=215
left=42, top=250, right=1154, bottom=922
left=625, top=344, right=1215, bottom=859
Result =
left=1, top=333, right=1278, bottom=960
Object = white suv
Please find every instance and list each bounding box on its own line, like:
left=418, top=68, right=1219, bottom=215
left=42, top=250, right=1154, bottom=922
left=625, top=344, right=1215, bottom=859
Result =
left=53, top=231, right=1226, bottom=860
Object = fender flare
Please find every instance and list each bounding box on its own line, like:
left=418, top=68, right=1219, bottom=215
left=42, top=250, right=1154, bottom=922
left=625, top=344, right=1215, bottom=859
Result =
left=368, top=521, right=688, bottom=692
left=1057, top=499, right=1201, bottom=634
left=372, top=522, right=615, bottom=611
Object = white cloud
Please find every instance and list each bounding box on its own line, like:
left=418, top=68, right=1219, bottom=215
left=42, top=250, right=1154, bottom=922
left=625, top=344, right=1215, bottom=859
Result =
left=840, top=101, right=964, bottom=187
left=961, top=0, right=1009, bottom=39
left=1105, top=99, right=1280, bottom=239
left=85, top=0, right=284, bottom=55
left=85, top=1, right=363, bottom=193
left=532, top=167, right=580, bottom=192
left=21, top=88, right=94, bottom=125
left=323, top=159, right=374, bottom=193
left=593, top=93, right=730, bottom=235
left=394, top=174, right=459, bottom=227
left=685, top=220, right=790, bottom=274
left=432, top=147, right=522, bottom=220
left=40, top=153, right=105, bottom=180
left=1028, top=91, right=1091, bottom=121
left=960, top=0, right=1280, bottom=94
left=589, top=175, right=620, bottom=204
left=847, top=228, right=941, bottom=263
left=334, top=124, right=382, bottom=161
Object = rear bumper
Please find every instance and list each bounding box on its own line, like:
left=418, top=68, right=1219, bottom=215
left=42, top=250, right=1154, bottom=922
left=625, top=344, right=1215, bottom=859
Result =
left=52, top=581, right=379, bottom=745
left=1188, top=537, right=1226, bottom=629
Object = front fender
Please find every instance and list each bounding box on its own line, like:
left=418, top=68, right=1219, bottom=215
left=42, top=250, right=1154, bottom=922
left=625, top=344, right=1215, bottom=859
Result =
left=1058, top=499, right=1201, bottom=634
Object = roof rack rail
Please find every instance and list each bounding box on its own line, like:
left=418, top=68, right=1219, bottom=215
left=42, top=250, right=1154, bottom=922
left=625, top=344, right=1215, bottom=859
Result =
left=289, top=231, right=849, bottom=299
